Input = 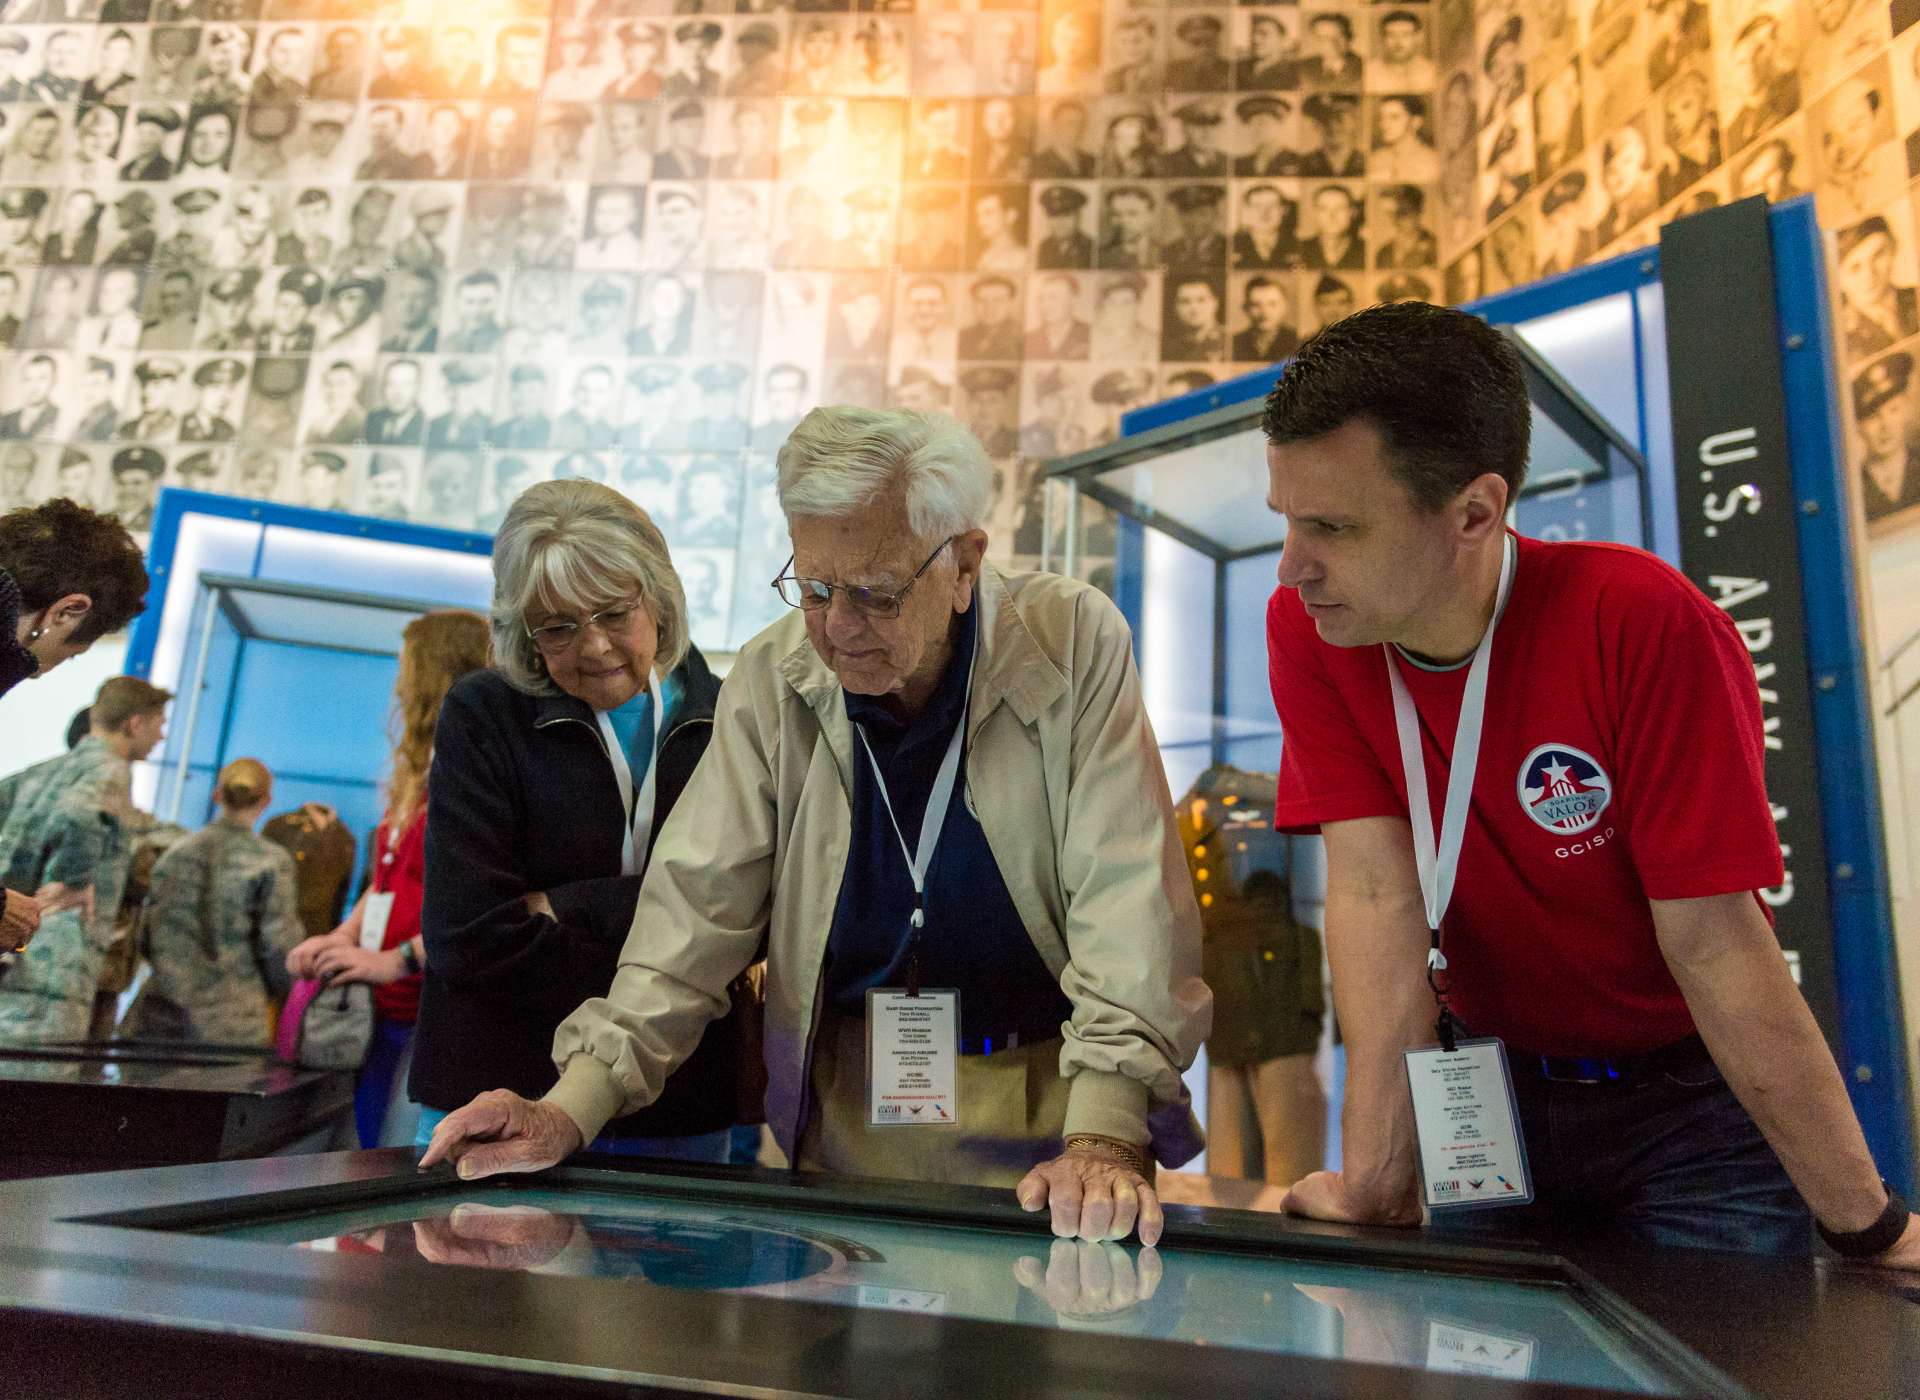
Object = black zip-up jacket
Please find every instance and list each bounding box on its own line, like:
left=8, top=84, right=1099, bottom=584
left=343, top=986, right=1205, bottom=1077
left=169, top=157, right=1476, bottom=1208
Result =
left=411, top=647, right=737, bottom=1137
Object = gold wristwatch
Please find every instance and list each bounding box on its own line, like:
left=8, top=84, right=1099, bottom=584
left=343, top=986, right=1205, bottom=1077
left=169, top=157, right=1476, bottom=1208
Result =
left=1064, top=1133, right=1150, bottom=1177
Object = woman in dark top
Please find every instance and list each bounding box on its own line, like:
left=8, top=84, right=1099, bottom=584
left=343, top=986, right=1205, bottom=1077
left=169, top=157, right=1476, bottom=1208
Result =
left=412, top=479, right=739, bottom=1160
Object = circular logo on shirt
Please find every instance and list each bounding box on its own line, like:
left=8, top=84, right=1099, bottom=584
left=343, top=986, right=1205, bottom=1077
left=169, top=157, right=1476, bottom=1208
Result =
left=1516, top=744, right=1613, bottom=836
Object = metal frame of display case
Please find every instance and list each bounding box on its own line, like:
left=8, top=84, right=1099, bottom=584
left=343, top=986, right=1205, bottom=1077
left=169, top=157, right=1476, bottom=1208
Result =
left=3, top=1151, right=1915, bottom=1399
left=124, top=487, right=495, bottom=682
left=1040, top=329, right=1649, bottom=773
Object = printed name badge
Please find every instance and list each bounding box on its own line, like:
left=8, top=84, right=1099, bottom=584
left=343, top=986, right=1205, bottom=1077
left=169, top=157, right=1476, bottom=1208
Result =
left=1403, top=1038, right=1534, bottom=1211
left=358, top=891, right=397, bottom=953
left=867, top=988, right=959, bottom=1129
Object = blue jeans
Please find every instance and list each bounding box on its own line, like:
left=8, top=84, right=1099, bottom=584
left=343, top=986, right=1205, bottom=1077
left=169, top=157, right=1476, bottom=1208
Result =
left=354, top=1017, right=415, bottom=1149
left=1433, top=1039, right=1811, bottom=1256
left=413, top=1105, right=731, bottom=1165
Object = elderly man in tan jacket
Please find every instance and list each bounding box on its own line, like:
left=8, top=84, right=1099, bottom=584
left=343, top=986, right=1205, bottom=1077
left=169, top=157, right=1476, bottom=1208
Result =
left=424, top=407, right=1211, bottom=1246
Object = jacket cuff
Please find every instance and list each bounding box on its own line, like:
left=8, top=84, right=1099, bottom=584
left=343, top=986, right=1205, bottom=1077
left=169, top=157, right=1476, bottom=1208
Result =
left=1062, top=1069, right=1151, bottom=1150
left=546, top=1053, right=628, bottom=1148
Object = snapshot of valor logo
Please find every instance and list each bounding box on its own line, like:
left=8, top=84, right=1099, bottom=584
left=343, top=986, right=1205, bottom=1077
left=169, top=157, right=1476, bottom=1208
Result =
left=1515, top=744, right=1613, bottom=837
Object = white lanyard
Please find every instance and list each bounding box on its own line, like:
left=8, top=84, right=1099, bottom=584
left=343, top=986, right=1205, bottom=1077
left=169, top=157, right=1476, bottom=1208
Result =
left=594, top=670, right=667, bottom=878
left=853, top=635, right=977, bottom=990
left=1385, top=534, right=1517, bottom=971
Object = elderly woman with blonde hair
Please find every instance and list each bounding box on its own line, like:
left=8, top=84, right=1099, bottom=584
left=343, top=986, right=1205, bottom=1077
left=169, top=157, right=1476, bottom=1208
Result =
left=411, top=478, right=739, bottom=1161
left=426, top=409, right=1210, bottom=1247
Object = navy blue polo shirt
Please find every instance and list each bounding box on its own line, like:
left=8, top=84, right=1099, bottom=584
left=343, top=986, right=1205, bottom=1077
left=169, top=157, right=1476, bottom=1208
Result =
left=823, top=605, right=1073, bottom=1046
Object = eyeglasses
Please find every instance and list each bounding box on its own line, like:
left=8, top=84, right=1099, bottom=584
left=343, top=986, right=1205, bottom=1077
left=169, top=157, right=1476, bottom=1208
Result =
left=525, top=600, right=641, bottom=655
left=772, top=537, right=957, bottom=620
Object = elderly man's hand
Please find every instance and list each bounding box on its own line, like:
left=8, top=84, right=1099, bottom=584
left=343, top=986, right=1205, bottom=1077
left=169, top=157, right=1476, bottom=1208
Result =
left=418, top=1089, right=584, bottom=1179
left=1, top=889, right=40, bottom=953
left=1014, top=1239, right=1163, bottom=1323
left=412, top=1203, right=582, bottom=1272
left=1282, top=1170, right=1423, bottom=1228
left=1017, top=1141, right=1163, bottom=1246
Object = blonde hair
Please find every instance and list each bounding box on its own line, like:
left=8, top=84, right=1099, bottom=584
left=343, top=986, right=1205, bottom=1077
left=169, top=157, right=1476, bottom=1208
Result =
left=387, top=609, right=490, bottom=826
left=215, top=757, right=271, bottom=810
left=489, top=479, right=689, bottom=696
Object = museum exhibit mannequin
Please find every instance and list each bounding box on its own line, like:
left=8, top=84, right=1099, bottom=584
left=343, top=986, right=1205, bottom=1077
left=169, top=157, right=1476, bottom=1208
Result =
left=1177, top=764, right=1326, bottom=1186
left=1263, top=302, right=1918, bottom=1269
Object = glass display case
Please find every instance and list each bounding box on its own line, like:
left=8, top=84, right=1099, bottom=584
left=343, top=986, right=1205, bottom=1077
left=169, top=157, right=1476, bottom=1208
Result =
left=1038, top=330, right=1652, bottom=807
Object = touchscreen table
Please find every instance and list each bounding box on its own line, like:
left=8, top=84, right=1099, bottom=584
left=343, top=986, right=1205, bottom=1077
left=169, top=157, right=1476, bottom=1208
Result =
left=209, top=1179, right=1679, bottom=1394
left=14, top=1154, right=1910, bottom=1399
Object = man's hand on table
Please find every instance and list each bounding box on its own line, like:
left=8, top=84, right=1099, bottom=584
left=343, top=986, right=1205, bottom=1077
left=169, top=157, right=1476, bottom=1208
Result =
left=1281, top=1170, right=1423, bottom=1228
left=1017, top=1140, right=1163, bottom=1246
left=418, top=1089, right=584, bottom=1179
left=1, top=889, right=40, bottom=952
left=1014, top=1239, right=1162, bottom=1322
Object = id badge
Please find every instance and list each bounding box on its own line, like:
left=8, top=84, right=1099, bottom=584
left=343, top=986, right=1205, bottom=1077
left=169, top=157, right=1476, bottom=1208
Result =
left=1403, top=1038, right=1534, bottom=1211
left=866, top=988, right=959, bottom=1129
left=359, top=891, right=397, bottom=952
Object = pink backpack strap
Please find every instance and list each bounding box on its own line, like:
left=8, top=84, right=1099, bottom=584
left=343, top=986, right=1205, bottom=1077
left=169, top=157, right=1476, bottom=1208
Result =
left=277, top=977, right=323, bottom=1062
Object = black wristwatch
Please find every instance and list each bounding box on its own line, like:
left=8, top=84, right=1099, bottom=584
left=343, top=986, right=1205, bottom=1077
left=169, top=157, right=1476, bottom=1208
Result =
left=399, top=940, right=422, bottom=977
left=1816, top=1183, right=1911, bottom=1259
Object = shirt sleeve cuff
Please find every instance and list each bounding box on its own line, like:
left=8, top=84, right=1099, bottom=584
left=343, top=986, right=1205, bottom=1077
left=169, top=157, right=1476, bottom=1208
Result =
left=1062, top=1068, right=1151, bottom=1149
left=545, top=1053, right=628, bottom=1148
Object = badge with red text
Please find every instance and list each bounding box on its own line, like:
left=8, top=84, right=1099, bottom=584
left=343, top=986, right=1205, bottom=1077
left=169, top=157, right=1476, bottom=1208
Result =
left=867, top=989, right=959, bottom=1129
left=1404, top=1038, right=1534, bottom=1211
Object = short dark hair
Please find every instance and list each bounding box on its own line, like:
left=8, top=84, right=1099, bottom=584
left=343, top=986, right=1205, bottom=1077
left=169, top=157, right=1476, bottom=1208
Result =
left=1260, top=301, right=1530, bottom=512
left=0, top=497, right=149, bottom=643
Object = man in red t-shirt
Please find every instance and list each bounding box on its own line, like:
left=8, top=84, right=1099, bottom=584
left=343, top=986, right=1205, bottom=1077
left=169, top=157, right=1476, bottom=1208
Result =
left=1264, top=302, right=1916, bottom=1267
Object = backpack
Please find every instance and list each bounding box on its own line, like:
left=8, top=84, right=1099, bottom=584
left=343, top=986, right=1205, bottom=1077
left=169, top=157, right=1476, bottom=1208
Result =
left=276, top=975, right=374, bottom=1071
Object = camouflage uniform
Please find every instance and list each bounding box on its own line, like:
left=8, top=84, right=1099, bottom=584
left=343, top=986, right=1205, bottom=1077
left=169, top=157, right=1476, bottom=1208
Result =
left=0, top=738, right=137, bottom=1042
left=120, top=822, right=303, bottom=1046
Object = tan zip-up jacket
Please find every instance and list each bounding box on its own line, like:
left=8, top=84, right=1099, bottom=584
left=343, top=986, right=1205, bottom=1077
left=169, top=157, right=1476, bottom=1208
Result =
left=549, top=564, right=1212, bottom=1165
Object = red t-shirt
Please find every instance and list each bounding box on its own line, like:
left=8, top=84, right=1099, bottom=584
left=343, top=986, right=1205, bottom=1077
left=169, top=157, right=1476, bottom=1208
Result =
left=369, top=806, right=426, bottom=1025
left=1266, top=534, right=1784, bottom=1056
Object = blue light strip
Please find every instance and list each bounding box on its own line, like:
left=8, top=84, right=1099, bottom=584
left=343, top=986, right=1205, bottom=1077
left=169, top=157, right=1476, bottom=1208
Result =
left=1769, top=197, right=1917, bottom=1191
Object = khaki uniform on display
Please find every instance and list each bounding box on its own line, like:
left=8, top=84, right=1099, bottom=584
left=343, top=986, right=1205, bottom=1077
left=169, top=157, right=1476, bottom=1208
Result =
left=262, top=805, right=358, bottom=942
left=0, top=739, right=138, bottom=1041
left=121, top=823, right=305, bottom=1045
left=1179, top=765, right=1327, bottom=1186
left=550, top=567, right=1212, bottom=1187
left=90, top=814, right=191, bottom=1039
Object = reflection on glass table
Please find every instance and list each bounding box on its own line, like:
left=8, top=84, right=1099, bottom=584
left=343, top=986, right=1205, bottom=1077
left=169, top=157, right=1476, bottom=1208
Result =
left=214, top=1185, right=1681, bottom=1394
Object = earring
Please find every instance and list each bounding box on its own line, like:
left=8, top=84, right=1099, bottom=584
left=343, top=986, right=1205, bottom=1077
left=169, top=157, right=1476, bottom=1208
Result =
left=26, top=628, right=42, bottom=642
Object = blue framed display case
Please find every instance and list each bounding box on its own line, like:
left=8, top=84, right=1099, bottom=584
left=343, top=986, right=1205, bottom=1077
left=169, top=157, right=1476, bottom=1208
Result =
left=123, top=488, right=494, bottom=884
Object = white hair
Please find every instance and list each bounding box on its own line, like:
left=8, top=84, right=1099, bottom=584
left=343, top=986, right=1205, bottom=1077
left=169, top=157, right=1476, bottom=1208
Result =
left=489, top=478, right=688, bottom=696
left=775, top=407, right=992, bottom=539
